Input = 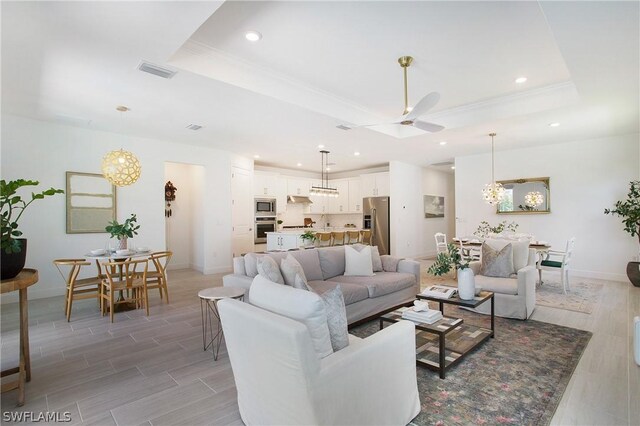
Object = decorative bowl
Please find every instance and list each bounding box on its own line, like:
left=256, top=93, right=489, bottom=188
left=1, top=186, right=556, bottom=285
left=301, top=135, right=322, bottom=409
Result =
left=115, top=249, right=131, bottom=256
left=90, top=249, right=106, bottom=256
left=136, top=247, right=149, bottom=253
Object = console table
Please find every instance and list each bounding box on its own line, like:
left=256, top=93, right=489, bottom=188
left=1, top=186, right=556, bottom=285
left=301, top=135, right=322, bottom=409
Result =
left=1, top=268, right=38, bottom=406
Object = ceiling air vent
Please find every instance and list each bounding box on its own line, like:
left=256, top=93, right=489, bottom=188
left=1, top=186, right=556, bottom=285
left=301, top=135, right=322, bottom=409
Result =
left=186, top=124, right=203, bottom=131
left=336, top=124, right=351, bottom=131
left=137, top=61, right=177, bottom=79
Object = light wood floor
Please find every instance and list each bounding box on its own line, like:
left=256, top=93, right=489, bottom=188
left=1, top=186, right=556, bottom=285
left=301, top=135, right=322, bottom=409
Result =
left=1, top=267, right=639, bottom=425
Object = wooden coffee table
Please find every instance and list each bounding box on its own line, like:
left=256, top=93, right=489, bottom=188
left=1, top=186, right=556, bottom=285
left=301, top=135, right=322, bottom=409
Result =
left=418, top=290, right=495, bottom=337
left=380, top=291, right=495, bottom=379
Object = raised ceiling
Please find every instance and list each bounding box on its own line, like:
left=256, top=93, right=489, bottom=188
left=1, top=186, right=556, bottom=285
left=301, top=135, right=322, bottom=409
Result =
left=2, top=1, right=638, bottom=173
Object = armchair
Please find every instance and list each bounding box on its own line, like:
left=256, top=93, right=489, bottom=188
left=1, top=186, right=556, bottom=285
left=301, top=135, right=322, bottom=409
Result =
left=218, top=297, right=420, bottom=425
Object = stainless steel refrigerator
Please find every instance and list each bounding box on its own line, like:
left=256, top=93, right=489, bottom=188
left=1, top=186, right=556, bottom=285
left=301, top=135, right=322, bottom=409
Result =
left=363, top=196, right=390, bottom=255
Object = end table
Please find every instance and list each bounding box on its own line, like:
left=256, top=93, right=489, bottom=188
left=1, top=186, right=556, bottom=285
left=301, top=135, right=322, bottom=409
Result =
left=198, top=287, right=245, bottom=361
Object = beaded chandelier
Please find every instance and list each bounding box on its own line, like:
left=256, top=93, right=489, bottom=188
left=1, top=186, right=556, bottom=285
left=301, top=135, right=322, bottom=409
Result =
left=481, top=132, right=505, bottom=205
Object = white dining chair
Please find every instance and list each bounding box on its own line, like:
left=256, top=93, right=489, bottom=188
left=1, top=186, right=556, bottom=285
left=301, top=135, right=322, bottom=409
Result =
left=537, top=237, right=575, bottom=294
left=434, top=233, right=447, bottom=254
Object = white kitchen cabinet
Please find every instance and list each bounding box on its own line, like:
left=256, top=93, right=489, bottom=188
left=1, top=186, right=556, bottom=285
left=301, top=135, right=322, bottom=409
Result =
left=328, top=180, right=349, bottom=213
left=360, top=172, right=389, bottom=197
left=266, top=233, right=303, bottom=251
left=307, top=193, right=327, bottom=214
left=274, top=176, right=287, bottom=214
left=348, top=178, right=362, bottom=213
left=287, top=178, right=311, bottom=196
left=254, top=172, right=278, bottom=197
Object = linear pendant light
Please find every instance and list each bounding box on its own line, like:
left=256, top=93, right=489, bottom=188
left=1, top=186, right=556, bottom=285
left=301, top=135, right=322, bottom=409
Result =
left=309, top=150, right=339, bottom=197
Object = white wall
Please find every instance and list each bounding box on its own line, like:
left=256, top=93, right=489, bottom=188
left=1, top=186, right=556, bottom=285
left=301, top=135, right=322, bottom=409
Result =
left=455, top=133, right=639, bottom=282
left=1, top=115, right=250, bottom=302
left=164, top=162, right=205, bottom=271
left=389, top=161, right=455, bottom=258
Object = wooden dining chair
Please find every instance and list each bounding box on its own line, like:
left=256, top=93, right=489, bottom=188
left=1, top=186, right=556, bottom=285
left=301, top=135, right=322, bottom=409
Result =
left=100, top=258, right=149, bottom=322
left=315, top=232, right=332, bottom=247
left=144, top=251, right=172, bottom=303
left=331, top=232, right=346, bottom=246
left=360, top=230, right=372, bottom=245
left=346, top=230, right=360, bottom=245
left=53, top=259, right=102, bottom=322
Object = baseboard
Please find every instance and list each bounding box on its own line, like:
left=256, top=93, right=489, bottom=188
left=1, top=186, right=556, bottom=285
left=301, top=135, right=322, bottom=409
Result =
left=168, top=262, right=190, bottom=271
left=544, top=268, right=628, bottom=283
left=1, top=287, right=66, bottom=304
left=203, top=266, right=233, bottom=275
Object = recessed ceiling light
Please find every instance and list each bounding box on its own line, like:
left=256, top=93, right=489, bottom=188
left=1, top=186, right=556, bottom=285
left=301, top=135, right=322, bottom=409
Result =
left=451, top=166, right=456, bottom=170
left=317, top=144, right=325, bottom=149
left=354, top=152, right=360, bottom=156
left=326, top=167, right=331, bottom=171
left=253, top=154, right=260, bottom=159
left=297, top=162, right=302, bottom=167
left=439, top=141, right=447, bottom=146
left=515, top=76, right=528, bottom=84
left=549, top=122, right=560, bottom=127
left=245, top=31, right=262, bottom=42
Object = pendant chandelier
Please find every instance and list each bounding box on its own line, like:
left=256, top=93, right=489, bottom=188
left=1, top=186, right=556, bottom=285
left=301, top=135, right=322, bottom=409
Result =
left=310, top=150, right=339, bottom=197
left=525, top=191, right=544, bottom=207
left=481, top=132, right=505, bottom=205
left=102, top=106, right=142, bottom=187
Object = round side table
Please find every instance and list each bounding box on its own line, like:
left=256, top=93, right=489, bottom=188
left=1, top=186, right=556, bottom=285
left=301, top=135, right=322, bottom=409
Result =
left=198, top=287, right=245, bottom=361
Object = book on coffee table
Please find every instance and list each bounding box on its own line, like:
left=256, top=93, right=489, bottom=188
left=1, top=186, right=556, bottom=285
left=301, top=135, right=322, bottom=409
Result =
left=421, top=285, right=457, bottom=299
left=401, top=307, right=443, bottom=324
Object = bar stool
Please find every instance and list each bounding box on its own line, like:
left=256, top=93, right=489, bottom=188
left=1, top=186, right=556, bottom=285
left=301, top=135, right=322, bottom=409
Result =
left=346, top=230, right=360, bottom=245
left=53, top=259, right=102, bottom=322
left=316, top=232, right=332, bottom=247
left=331, top=231, right=346, bottom=246
left=360, top=230, right=372, bottom=245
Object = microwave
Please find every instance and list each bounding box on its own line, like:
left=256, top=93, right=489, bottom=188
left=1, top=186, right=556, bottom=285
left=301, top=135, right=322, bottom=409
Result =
left=255, top=198, right=276, bottom=216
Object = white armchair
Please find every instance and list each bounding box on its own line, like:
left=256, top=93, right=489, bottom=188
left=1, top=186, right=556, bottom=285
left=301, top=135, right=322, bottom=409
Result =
left=218, top=297, right=421, bottom=425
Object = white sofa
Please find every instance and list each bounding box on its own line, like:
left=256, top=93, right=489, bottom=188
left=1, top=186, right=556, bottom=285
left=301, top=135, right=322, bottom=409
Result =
left=467, top=239, right=538, bottom=320
left=217, top=282, right=421, bottom=425
left=223, top=246, right=421, bottom=325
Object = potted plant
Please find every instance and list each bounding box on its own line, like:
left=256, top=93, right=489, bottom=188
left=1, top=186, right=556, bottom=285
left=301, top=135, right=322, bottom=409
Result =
left=105, top=213, right=140, bottom=251
left=605, top=180, right=640, bottom=287
left=277, top=219, right=283, bottom=231
left=300, top=230, right=316, bottom=248
left=1, top=179, right=64, bottom=279
left=427, top=243, right=475, bottom=299
left=474, top=220, right=519, bottom=238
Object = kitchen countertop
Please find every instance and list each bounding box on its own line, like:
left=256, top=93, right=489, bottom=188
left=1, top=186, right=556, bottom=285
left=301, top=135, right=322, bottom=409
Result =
left=266, top=228, right=362, bottom=235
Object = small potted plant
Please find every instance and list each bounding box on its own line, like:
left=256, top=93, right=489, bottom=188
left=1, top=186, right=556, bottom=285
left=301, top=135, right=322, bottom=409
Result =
left=300, top=230, right=316, bottom=248
left=605, top=180, right=640, bottom=287
left=277, top=219, right=283, bottom=231
left=427, top=243, right=475, bottom=299
left=1, top=179, right=64, bottom=279
left=105, top=213, right=140, bottom=251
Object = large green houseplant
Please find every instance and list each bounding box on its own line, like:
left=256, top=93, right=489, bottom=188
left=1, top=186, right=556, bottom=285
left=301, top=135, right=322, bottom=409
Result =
left=105, top=213, right=140, bottom=250
left=1, top=179, right=64, bottom=279
left=605, top=180, right=640, bottom=286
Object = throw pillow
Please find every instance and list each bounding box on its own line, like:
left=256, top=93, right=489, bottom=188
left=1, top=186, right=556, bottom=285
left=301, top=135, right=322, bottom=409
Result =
left=344, top=245, right=374, bottom=276
left=319, top=285, right=349, bottom=351
left=280, top=254, right=308, bottom=286
left=353, top=244, right=383, bottom=272
left=480, top=242, right=514, bottom=278
left=293, top=273, right=312, bottom=292
left=381, top=255, right=403, bottom=272
left=256, top=256, right=284, bottom=284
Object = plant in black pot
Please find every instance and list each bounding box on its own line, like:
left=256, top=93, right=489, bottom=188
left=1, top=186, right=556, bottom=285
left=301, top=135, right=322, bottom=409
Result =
left=105, top=214, right=140, bottom=251
left=605, top=180, right=640, bottom=287
left=1, top=179, right=64, bottom=279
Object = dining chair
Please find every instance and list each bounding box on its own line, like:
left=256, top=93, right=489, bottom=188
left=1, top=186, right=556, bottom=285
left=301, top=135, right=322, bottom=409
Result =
left=346, top=230, right=360, bottom=245
left=458, top=240, right=481, bottom=262
left=434, top=233, right=447, bottom=254
left=331, top=231, right=346, bottom=246
left=360, top=229, right=372, bottom=245
left=537, top=237, right=575, bottom=294
left=53, top=259, right=102, bottom=322
left=144, top=251, right=173, bottom=303
left=100, top=258, right=149, bottom=322
left=315, top=232, right=332, bottom=247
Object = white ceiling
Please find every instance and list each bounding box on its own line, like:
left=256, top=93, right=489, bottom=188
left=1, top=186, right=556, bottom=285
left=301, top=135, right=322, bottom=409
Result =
left=2, top=1, right=638, bottom=173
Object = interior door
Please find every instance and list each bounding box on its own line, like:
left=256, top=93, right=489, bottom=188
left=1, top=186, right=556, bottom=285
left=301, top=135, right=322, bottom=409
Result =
left=231, top=167, right=254, bottom=257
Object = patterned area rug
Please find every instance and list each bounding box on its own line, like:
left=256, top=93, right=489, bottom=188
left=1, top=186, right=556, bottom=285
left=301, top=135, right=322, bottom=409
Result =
left=350, top=307, right=591, bottom=426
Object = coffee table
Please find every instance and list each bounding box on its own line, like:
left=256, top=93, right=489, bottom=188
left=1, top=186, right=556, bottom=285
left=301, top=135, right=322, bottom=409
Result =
left=418, top=290, right=495, bottom=338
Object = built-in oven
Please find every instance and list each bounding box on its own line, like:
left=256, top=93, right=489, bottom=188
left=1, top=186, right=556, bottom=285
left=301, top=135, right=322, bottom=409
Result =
left=255, top=216, right=276, bottom=244
left=255, top=198, right=277, bottom=216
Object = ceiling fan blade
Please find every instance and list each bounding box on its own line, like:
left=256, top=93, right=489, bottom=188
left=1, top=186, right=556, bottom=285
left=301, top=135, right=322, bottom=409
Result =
left=337, top=122, right=385, bottom=130
left=412, top=120, right=445, bottom=133
left=405, top=92, right=440, bottom=121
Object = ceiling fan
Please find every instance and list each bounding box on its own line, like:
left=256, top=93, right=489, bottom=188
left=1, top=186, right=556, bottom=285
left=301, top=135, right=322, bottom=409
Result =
left=339, top=56, right=444, bottom=134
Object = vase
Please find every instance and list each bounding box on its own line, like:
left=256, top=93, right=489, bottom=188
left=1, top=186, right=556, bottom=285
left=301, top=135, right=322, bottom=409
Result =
left=116, top=237, right=128, bottom=251
left=457, top=267, right=476, bottom=300
left=626, top=261, right=640, bottom=287
left=1, top=238, right=27, bottom=280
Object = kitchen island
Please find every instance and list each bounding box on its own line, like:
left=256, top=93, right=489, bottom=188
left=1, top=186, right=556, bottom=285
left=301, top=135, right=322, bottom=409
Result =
left=266, top=228, right=362, bottom=251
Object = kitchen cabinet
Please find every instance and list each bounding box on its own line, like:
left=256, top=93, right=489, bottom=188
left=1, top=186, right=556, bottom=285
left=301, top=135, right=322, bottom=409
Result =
left=360, top=172, right=389, bottom=197
left=348, top=178, right=362, bottom=213
left=328, top=180, right=349, bottom=214
left=266, top=233, right=304, bottom=251
left=254, top=172, right=278, bottom=197
left=287, top=178, right=311, bottom=196
left=307, top=193, right=327, bottom=214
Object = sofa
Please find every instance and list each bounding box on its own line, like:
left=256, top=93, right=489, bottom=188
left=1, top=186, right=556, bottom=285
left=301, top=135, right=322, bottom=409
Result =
left=218, top=279, right=421, bottom=425
left=223, top=246, right=421, bottom=325
left=466, top=239, right=538, bottom=320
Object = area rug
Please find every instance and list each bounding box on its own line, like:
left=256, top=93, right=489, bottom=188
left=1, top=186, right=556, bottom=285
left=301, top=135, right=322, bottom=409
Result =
left=350, top=306, right=591, bottom=426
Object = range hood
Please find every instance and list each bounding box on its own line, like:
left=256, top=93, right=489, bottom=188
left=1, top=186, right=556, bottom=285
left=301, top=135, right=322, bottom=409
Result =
left=287, top=195, right=313, bottom=204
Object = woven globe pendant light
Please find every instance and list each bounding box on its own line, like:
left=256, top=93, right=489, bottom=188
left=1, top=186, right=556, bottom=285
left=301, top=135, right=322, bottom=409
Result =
left=101, top=106, right=141, bottom=187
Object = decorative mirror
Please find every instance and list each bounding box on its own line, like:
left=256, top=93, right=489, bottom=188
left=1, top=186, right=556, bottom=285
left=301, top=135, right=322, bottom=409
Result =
left=66, top=171, right=117, bottom=233
left=496, top=177, right=550, bottom=214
